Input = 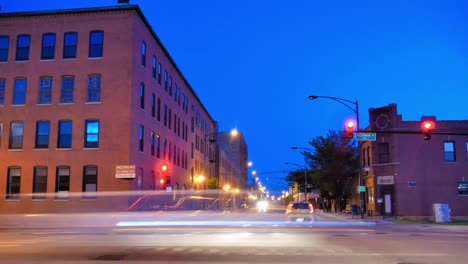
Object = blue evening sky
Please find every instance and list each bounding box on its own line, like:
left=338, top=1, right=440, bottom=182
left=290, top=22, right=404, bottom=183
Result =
left=3, top=0, right=468, bottom=195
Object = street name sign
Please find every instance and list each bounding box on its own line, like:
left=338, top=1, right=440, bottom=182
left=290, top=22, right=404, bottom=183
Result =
left=356, top=132, right=376, bottom=141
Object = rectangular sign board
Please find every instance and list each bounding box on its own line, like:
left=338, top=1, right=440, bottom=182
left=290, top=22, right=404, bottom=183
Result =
left=115, top=165, right=136, bottom=179
left=357, top=186, right=366, bottom=193
left=356, top=132, right=376, bottom=141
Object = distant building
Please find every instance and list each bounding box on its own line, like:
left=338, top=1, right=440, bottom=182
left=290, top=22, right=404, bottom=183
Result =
left=216, top=132, right=248, bottom=189
left=0, top=5, right=222, bottom=213
left=356, top=104, right=468, bottom=217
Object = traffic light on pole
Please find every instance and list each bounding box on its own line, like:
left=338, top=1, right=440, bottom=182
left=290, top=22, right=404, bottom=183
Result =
left=421, top=120, right=435, bottom=140
left=345, top=120, right=355, bottom=139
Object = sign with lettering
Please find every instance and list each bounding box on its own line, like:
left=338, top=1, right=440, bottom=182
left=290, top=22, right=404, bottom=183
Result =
left=115, top=165, right=136, bottom=179
left=377, top=176, right=394, bottom=185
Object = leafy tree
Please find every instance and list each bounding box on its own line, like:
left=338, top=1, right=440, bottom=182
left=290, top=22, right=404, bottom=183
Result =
left=302, top=130, right=358, bottom=211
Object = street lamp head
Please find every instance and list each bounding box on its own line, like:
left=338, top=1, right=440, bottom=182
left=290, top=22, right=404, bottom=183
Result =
left=230, top=128, right=239, bottom=137
left=308, top=95, right=319, bottom=100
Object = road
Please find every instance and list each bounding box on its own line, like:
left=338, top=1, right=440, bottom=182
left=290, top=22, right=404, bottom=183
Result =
left=1, top=208, right=467, bottom=264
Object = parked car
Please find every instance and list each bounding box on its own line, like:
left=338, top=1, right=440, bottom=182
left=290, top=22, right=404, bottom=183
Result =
left=286, top=202, right=314, bottom=221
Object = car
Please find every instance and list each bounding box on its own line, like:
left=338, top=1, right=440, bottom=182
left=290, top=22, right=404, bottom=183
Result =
left=286, top=202, right=314, bottom=221
left=256, top=200, right=269, bottom=212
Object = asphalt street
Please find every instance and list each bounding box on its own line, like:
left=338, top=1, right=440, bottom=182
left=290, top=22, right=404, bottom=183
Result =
left=0, top=209, right=467, bottom=264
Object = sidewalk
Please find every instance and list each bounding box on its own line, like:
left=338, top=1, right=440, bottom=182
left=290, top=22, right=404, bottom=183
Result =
left=317, top=210, right=394, bottom=224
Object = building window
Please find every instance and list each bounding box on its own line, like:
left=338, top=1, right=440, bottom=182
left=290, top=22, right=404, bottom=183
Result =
left=13, top=78, right=27, bottom=105
left=157, top=98, right=161, bottom=121
left=6, top=167, right=21, bottom=200
left=191, top=142, right=194, bottom=159
left=164, top=71, right=168, bottom=91
left=444, top=141, right=455, bottom=162
left=163, top=139, right=167, bottom=160
left=466, top=142, right=468, bottom=161
left=156, top=134, right=160, bottom=158
left=87, top=75, right=101, bottom=102
left=61, top=76, right=74, bottom=103
left=168, top=76, right=172, bottom=96
left=9, top=121, right=23, bottom=149
left=0, top=35, right=8, bottom=62
left=139, top=82, right=145, bottom=109
left=83, top=165, right=97, bottom=193
left=41, top=33, right=56, bottom=60
left=168, top=109, right=172, bottom=130
left=0, top=122, right=3, bottom=148
left=58, top=120, right=72, bottom=148
left=152, top=56, right=157, bottom=79
left=163, top=104, right=167, bottom=126
left=150, top=131, right=155, bottom=157
left=33, top=166, right=48, bottom=200
left=378, top=143, right=389, bottom=164
left=16, top=34, right=30, bottom=61
left=89, top=30, right=103, bottom=58
left=84, top=120, right=99, bottom=148
left=157, top=63, right=162, bottom=84
left=458, top=182, right=468, bottom=195
left=151, top=93, right=156, bottom=118
left=141, top=41, right=146, bottom=67
left=139, top=125, right=144, bottom=152
left=173, top=144, right=177, bottom=165
left=56, top=166, right=70, bottom=199
left=38, top=77, right=52, bottom=104
left=35, top=121, right=50, bottom=149
left=0, top=78, right=5, bottom=105
left=63, top=32, right=78, bottom=59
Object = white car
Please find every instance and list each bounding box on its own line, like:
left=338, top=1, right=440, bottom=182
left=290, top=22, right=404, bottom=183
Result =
left=256, top=200, right=269, bottom=212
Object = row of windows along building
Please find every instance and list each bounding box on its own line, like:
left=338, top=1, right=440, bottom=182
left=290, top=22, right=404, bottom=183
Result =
left=0, top=5, right=248, bottom=213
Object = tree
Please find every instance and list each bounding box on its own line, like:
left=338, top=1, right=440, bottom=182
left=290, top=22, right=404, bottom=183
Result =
left=302, top=130, right=358, bottom=212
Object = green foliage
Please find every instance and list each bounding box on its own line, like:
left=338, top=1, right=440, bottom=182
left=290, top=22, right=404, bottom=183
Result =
left=207, top=177, right=220, bottom=189
left=304, top=130, right=358, bottom=203
left=284, top=130, right=358, bottom=210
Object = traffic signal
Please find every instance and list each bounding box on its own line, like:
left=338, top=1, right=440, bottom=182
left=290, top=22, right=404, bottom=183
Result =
left=421, top=120, right=435, bottom=140
left=161, top=164, right=168, bottom=172
left=345, top=120, right=355, bottom=139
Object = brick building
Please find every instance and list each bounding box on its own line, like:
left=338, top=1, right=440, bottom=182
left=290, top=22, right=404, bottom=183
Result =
left=0, top=5, right=228, bottom=213
left=358, top=104, right=468, bottom=217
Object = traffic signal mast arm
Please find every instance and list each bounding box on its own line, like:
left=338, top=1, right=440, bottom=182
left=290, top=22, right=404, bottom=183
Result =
left=353, top=130, right=468, bottom=136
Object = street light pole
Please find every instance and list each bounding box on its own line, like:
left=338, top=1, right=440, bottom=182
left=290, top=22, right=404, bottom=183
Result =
left=308, top=95, right=365, bottom=219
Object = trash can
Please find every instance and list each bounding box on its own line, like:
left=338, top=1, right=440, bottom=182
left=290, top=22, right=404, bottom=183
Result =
left=433, top=203, right=451, bottom=223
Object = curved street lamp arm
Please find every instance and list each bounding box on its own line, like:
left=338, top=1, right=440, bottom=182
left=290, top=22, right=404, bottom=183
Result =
left=308, top=95, right=357, bottom=114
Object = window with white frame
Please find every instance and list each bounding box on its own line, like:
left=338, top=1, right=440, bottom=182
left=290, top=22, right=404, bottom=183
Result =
left=33, top=166, right=47, bottom=200
left=61, top=76, right=74, bottom=103
left=38, top=77, right=52, bottom=104
left=6, top=166, right=21, bottom=199
left=9, top=121, right=23, bottom=149
left=87, top=75, right=101, bottom=102
left=41, top=33, right=56, bottom=60
left=83, top=165, right=97, bottom=193
left=84, top=120, right=99, bottom=148
left=35, top=121, right=50, bottom=149
left=55, top=166, right=70, bottom=199
left=444, top=141, right=455, bottom=162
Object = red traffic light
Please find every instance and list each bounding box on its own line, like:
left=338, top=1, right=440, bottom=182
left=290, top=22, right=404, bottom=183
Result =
left=345, top=120, right=355, bottom=139
left=346, top=120, right=355, bottom=129
left=161, top=165, right=168, bottom=172
left=421, top=120, right=435, bottom=140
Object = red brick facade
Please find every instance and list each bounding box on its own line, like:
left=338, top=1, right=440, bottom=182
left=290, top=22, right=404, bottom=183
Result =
left=0, top=6, right=220, bottom=213
left=360, top=104, right=468, bottom=217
